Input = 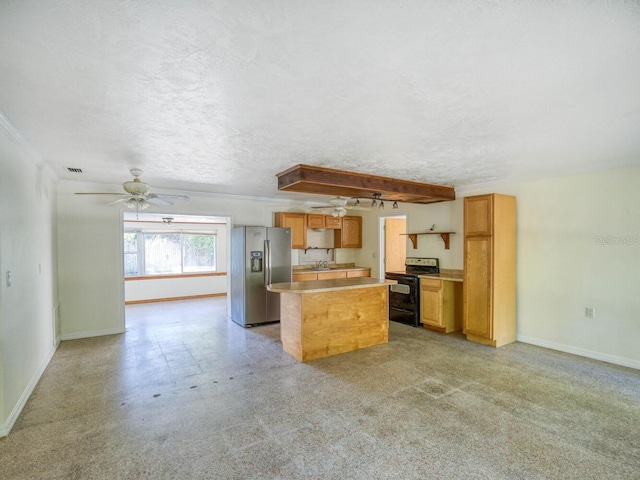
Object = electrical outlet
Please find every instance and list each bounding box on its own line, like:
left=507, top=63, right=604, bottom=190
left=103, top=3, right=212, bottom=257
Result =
left=585, top=307, right=595, bottom=318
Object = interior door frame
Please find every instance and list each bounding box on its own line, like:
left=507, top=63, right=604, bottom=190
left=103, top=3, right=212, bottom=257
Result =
left=121, top=212, right=232, bottom=328
left=378, top=215, right=407, bottom=277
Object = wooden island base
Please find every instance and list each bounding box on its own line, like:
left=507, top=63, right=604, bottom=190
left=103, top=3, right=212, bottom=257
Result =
left=268, top=278, right=394, bottom=362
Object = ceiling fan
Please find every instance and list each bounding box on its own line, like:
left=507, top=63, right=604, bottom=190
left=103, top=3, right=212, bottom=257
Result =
left=310, top=197, right=370, bottom=217
left=75, top=168, right=190, bottom=215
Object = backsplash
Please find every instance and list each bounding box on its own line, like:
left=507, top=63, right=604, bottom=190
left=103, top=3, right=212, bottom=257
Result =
left=306, top=228, right=334, bottom=248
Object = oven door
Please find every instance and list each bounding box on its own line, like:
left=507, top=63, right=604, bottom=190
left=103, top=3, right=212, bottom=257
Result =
left=386, top=276, right=420, bottom=327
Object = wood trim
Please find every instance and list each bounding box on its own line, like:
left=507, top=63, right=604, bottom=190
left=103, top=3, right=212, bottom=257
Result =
left=276, top=164, right=455, bottom=204
left=125, top=272, right=227, bottom=281
left=125, top=292, right=226, bottom=305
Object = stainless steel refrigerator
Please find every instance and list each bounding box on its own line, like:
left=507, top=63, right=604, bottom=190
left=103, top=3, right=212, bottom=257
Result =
left=230, top=226, right=292, bottom=327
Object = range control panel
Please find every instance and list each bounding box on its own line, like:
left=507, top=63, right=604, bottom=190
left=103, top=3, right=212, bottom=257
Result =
left=405, top=257, right=439, bottom=267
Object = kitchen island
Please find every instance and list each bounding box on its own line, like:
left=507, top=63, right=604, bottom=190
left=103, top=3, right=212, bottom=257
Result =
left=267, top=277, right=396, bottom=362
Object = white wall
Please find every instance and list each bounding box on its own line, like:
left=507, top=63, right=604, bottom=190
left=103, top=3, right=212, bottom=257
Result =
left=125, top=275, right=226, bottom=303
left=355, top=201, right=463, bottom=278
left=57, top=191, right=125, bottom=340
left=357, top=165, right=640, bottom=369
left=471, top=166, right=640, bottom=369
left=0, top=129, right=58, bottom=436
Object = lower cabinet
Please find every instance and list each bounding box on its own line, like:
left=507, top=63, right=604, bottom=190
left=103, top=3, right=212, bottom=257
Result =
left=317, top=271, right=347, bottom=280
left=292, top=273, right=319, bottom=282
left=420, top=278, right=463, bottom=333
left=346, top=269, right=370, bottom=278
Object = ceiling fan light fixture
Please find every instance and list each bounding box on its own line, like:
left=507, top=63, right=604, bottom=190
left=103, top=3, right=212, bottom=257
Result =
left=332, top=207, right=347, bottom=217
left=125, top=197, right=149, bottom=209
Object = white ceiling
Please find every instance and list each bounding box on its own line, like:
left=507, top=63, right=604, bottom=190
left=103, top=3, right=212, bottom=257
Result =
left=1, top=1, right=640, bottom=201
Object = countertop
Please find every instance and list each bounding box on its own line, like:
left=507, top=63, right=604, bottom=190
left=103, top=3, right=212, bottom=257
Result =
left=268, top=277, right=396, bottom=294
left=292, top=265, right=370, bottom=274
left=419, top=269, right=464, bottom=283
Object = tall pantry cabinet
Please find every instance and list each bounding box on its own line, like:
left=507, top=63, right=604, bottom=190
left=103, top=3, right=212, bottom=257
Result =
left=463, top=194, right=516, bottom=347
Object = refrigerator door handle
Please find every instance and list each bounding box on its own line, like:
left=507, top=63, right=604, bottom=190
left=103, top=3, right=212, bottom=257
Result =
left=264, top=239, right=271, bottom=286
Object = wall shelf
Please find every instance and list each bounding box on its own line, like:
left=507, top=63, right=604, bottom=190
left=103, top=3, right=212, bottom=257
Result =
left=401, top=232, right=455, bottom=250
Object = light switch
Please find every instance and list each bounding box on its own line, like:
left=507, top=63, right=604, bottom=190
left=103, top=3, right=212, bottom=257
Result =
left=6, top=271, right=12, bottom=287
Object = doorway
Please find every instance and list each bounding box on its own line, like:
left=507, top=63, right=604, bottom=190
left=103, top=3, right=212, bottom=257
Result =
left=379, top=215, right=407, bottom=275
left=121, top=212, right=231, bottom=328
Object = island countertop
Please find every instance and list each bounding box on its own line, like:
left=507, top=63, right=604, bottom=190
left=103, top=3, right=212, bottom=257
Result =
left=268, top=277, right=396, bottom=294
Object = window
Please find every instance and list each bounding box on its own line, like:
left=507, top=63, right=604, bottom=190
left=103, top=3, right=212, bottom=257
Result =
left=182, top=234, right=216, bottom=273
left=124, top=232, right=139, bottom=276
left=124, top=231, right=216, bottom=276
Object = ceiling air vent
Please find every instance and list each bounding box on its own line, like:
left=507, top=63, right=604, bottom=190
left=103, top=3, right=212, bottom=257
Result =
left=66, top=167, right=83, bottom=173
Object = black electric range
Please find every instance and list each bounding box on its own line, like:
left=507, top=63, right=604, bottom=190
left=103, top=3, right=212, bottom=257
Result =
left=385, top=257, right=439, bottom=327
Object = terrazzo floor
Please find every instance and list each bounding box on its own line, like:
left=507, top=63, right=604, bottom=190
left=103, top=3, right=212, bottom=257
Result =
left=1, top=297, right=639, bottom=479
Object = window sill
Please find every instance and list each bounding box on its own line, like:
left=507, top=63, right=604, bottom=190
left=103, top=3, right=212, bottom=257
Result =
left=125, top=272, right=226, bottom=281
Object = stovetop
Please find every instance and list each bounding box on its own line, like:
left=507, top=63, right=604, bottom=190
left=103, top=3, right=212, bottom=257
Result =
left=386, top=257, right=440, bottom=277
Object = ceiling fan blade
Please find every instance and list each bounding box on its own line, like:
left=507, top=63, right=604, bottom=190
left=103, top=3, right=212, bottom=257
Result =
left=106, top=197, right=131, bottom=206
left=151, top=194, right=190, bottom=202
left=146, top=196, right=173, bottom=206
left=75, top=192, right=128, bottom=196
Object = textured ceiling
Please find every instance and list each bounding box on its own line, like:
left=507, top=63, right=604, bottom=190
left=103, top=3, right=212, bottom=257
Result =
left=1, top=1, right=640, bottom=201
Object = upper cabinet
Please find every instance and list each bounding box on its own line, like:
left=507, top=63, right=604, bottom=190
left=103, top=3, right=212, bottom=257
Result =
left=334, top=216, right=362, bottom=248
left=274, top=212, right=307, bottom=249
left=324, top=215, right=342, bottom=229
left=307, top=214, right=325, bottom=229
left=464, top=195, right=493, bottom=236
left=307, top=214, right=342, bottom=229
left=274, top=213, right=361, bottom=249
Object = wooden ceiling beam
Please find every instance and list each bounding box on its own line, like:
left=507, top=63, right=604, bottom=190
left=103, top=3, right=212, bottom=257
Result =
left=276, top=164, right=455, bottom=204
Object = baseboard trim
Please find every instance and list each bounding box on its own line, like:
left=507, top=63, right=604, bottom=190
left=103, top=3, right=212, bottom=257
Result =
left=125, top=292, right=226, bottom=305
left=0, top=340, right=59, bottom=437
left=60, top=327, right=125, bottom=341
left=517, top=334, right=640, bottom=370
